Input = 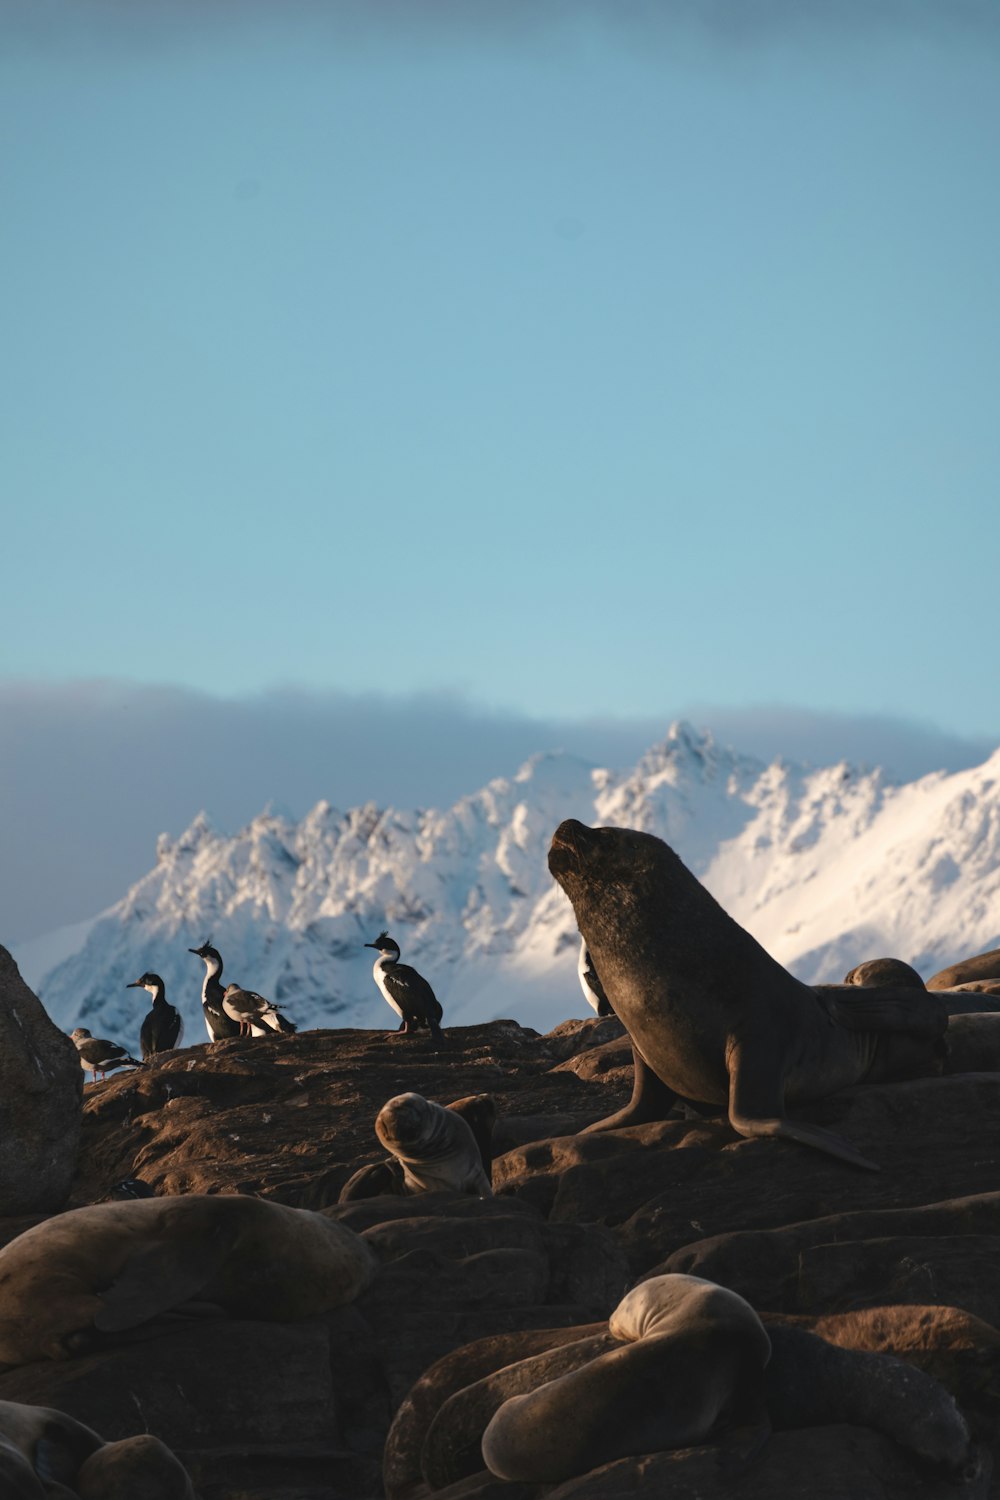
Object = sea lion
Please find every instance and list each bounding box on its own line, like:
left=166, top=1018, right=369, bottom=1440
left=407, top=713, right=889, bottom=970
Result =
left=0, top=1195, right=374, bottom=1368
left=373, top=1093, right=492, bottom=1197
left=339, top=1094, right=496, bottom=1203
left=548, top=820, right=948, bottom=1170
left=764, top=1323, right=984, bottom=1485
left=928, top=947, right=1000, bottom=991
left=0, top=1401, right=196, bottom=1500
left=480, top=1274, right=771, bottom=1484
left=843, top=958, right=925, bottom=989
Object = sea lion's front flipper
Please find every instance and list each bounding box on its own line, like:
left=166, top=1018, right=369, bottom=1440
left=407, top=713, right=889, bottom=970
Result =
left=579, top=1046, right=678, bottom=1134
left=820, top=987, right=947, bottom=1039
left=727, top=1041, right=879, bottom=1172
left=94, top=1223, right=236, bottom=1332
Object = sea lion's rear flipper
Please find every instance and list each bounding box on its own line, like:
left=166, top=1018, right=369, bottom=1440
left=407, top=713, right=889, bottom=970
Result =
left=579, top=1046, right=678, bottom=1134
left=727, top=1042, right=879, bottom=1172
left=94, top=1223, right=236, bottom=1332
left=820, top=987, right=947, bottom=1039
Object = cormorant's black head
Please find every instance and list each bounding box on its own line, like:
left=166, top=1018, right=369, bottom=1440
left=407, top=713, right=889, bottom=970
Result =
left=189, top=940, right=221, bottom=962
left=127, top=972, right=164, bottom=992
left=365, top=931, right=400, bottom=955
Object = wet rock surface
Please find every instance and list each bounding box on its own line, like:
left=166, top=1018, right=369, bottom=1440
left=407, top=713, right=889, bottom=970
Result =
left=0, top=1011, right=997, bottom=1497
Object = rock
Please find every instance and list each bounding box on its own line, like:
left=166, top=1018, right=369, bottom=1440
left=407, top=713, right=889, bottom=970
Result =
left=538, top=1427, right=991, bottom=1500
left=0, top=945, right=82, bottom=1214
left=661, top=1190, right=1000, bottom=1326
left=496, top=1073, right=1000, bottom=1272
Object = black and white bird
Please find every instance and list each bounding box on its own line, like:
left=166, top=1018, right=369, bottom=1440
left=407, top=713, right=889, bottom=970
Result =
left=188, top=941, right=242, bottom=1042
left=364, top=932, right=444, bottom=1040
left=221, top=983, right=296, bottom=1037
left=578, top=939, right=614, bottom=1017
left=126, top=972, right=184, bottom=1058
left=70, top=1028, right=142, bottom=1082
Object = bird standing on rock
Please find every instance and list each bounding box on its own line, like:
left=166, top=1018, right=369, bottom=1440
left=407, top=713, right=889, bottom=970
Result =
left=126, top=972, right=184, bottom=1057
left=188, top=941, right=242, bottom=1042
left=70, top=1028, right=142, bottom=1082
left=365, top=932, right=445, bottom=1040
left=221, top=983, right=296, bottom=1037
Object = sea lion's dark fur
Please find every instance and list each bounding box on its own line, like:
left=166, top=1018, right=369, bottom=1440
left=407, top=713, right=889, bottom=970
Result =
left=548, top=820, right=949, bottom=1170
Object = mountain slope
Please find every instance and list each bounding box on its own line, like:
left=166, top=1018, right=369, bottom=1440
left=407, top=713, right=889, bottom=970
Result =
left=20, top=723, right=1000, bottom=1048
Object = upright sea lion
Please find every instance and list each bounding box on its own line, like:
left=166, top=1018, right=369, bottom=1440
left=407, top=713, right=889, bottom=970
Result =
left=374, top=1093, right=492, bottom=1197
left=548, top=820, right=949, bottom=1170
left=480, top=1274, right=771, bottom=1484
left=0, top=1195, right=374, bottom=1368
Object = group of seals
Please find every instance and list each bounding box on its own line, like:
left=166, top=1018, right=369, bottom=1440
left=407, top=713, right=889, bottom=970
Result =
left=0, top=1195, right=373, bottom=1368
left=385, top=1271, right=982, bottom=1492
left=0, top=1399, right=194, bottom=1499
left=548, top=819, right=951, bottom=1170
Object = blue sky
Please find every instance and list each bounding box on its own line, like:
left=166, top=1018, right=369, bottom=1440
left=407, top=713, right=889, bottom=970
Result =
left=3, top=4, right=1000, bottom=942
left=4, top=1, right=999, bottom=730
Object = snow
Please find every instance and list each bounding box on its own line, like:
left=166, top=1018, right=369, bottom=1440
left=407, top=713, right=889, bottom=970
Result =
left=13, top=724, right=1000, bottom=1051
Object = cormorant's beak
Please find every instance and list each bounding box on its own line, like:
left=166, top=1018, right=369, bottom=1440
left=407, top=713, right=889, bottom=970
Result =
left=188, top=947, right=201, bottom=955
left=364, top=942, right=378, bottom=949
left=125, top=980, right=142, bottom=989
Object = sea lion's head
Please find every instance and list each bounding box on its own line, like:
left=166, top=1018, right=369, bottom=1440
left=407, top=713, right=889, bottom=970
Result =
left=548, top=820, right=688, bottom=946
left=376, top=1093, right=438, bottom=1157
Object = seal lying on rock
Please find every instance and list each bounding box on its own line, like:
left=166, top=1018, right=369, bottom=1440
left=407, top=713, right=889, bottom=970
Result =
left=0, top=1195, right=374, bottom=1368
left=0, top=1399, right=195, bottom=1499
left=548, top=820, right=949, bottom=1170
left=479, top=1274, right=771, bottom=1484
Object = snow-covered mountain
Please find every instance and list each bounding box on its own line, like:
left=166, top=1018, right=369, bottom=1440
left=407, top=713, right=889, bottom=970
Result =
left=15, top=722, right=1000, bottom=1048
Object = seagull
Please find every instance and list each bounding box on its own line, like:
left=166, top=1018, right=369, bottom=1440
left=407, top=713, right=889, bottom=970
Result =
left=70, top=1028, right=142, bottom=1082
left=221, top=983, right=296, bottom=1037
left=126, top=972, right=184, bottom=1057
left=365, top=931, right=445, bottom=1040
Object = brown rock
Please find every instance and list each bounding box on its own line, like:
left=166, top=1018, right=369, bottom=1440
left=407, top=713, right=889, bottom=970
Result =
left=0, top=946, right=82, bottom=1214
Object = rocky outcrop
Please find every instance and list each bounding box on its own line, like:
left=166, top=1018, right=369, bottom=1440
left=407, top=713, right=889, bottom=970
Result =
left=0, top=945, right=82, bottom=1213
left=0, top=1011, right=997, bottom=1498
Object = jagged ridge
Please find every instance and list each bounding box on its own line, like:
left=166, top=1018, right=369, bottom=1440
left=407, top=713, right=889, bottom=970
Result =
left=20, top=722, right=1000, bottom=1046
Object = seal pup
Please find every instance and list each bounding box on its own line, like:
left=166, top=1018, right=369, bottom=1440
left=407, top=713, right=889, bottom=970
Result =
left=69, top=1029, right=142, bottom=1082
left=0, top=1195, right=374, bottom=1367
left=375, top=1093, right=492, bottom=1197
left=365, top=932, right=445, bottom=1040
left=578, top=938, right=613, bottom=1017
left=126, top=972, right=184, bottom=1057
left=481, top=1274, right=772, bottom=1484
left=548, top=820, right=949, bottom=1171
left=221, top=982, right=296, bottom=1036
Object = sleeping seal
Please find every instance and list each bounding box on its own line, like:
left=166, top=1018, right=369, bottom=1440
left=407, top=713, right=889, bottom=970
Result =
left=548, top=820, right=949, bottom=1170
left=0, top=1401, right=195, bottom=1499
left=0, top=1195, right=374, bottom=1368
left=375, top=1093, right=493, bottom=1197
left=481, top=1273, right=771, bottom=1484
